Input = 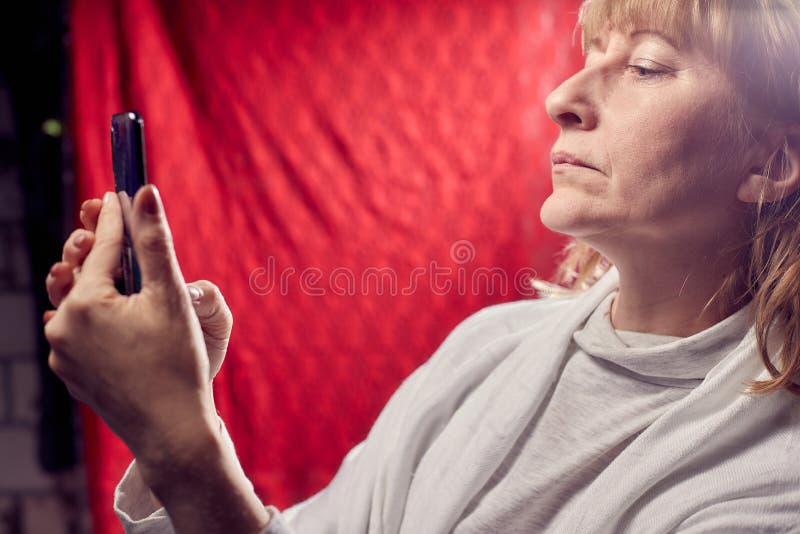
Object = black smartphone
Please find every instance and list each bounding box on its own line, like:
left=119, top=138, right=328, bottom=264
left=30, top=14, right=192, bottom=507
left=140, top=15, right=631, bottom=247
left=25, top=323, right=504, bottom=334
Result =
left=110, top=112, right=148, bottom=295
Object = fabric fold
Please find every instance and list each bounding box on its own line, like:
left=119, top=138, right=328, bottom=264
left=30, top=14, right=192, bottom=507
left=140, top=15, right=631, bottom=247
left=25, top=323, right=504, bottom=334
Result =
left=574, top=292, right=755, bottom=381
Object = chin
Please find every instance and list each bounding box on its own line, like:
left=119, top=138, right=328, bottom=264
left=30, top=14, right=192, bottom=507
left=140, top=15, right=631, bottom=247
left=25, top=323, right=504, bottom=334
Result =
left=540, top=201, right=614, bottom=243
left=540, top=196, right=589, bottom=236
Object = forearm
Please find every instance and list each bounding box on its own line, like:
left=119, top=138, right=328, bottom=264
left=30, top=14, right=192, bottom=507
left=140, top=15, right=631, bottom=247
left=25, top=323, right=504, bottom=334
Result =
left=136, top=413, right=271, bottom=534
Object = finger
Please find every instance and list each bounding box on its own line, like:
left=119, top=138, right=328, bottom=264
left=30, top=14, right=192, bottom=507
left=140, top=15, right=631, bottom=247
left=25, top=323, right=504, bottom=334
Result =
left=188, top=281, right=233, bottom=328
left=61, top=229, right=95, bottom=267
left=79, top=192, right=124, bottom=284
left=129, top=185, right=186, bottom=294
left=187, top=280, right=233, bottom=379
left=46, top=262, right=75, bottom=307
left=187, top=281, right=227, bottom=318
left=79, top=199, right=103, bottom=232
left=43, top=310, right=56, bottom=324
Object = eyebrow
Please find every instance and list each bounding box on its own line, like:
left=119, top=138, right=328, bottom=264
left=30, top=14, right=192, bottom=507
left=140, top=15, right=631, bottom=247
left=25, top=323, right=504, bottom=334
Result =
left=631, top=29, right=679, bottom=49
left=587, top=29, right=679, bottom=52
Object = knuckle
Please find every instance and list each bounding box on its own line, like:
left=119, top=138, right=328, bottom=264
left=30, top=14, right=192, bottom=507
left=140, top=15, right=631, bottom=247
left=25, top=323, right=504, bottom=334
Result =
left=68, top=230, right=85, bottom=252
left=46, top=274, right=56, bottom=298
left=219, top=303, right=233, bottom=330
left=47, top=352, right=63, bottom=376
left=195, top=279, right=216, bottom=293
left=207, top=282, right=223, bottom=301
left=46, top=287, right=59, bottom=308
left=204, top=281, right=232, bottom=315
left=44, top=320, right=67, bottom=349
left=138, top=226, right=173, bottom=255
left=46, top=267, right=72, bottom=301
left=61, top=240, right=72, bottom=260
left=191, top=279, right=214, bottom=298
left=45, top=291, right=102, bottom=347
left=64, top=294, right=94, bottom=321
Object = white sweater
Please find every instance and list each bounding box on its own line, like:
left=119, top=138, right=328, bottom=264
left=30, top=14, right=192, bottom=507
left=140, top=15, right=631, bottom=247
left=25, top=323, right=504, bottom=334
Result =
left=115, top=266, right=800, bottom=533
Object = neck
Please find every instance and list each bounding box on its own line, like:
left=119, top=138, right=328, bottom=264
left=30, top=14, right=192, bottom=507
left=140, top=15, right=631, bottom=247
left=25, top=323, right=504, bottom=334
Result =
left=600, top=247, right=750, bottom=338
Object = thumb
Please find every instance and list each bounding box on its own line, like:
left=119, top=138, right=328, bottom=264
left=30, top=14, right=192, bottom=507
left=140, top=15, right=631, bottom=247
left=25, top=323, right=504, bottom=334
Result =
left=130, top=185, right=186, bottom=295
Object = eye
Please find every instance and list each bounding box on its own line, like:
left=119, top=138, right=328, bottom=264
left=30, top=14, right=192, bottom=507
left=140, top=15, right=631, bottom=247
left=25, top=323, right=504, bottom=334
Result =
left=625, top=64, right=667, bottom=79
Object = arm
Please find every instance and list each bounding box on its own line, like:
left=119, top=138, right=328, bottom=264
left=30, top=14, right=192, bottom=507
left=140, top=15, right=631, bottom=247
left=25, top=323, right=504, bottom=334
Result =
left=42, top=187, right=270, bottom=534
left=94, top=184, right=521, bottom=532
left=116, top=417, right=301, bottom=534
left=134, top=413, right=270, bottom=534
left=49, top=197, right=282, bottom=533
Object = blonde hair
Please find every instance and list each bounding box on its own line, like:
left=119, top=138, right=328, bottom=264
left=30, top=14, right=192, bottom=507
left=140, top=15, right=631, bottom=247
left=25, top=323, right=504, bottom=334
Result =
left=533, top=0, right=800, bottom=396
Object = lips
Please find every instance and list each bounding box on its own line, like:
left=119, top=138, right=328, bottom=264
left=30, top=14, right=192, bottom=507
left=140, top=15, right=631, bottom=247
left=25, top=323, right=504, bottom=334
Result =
left=551, top=150, right=599, bottom=171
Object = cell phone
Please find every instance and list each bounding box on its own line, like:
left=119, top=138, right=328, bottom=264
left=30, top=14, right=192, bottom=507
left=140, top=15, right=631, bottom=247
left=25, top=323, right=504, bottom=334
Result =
left=110, top=112, right=148, bottom=295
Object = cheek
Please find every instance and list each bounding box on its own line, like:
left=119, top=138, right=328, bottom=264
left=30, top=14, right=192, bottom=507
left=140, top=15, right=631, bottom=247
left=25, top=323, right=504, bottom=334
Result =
left=607, top=129, right=688, bottom=218
left=607, top=103, right=741, bottom=217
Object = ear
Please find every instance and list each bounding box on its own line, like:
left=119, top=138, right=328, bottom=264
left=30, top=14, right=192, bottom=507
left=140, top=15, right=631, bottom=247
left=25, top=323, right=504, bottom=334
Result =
left=737, top=129, right=800, bottom=204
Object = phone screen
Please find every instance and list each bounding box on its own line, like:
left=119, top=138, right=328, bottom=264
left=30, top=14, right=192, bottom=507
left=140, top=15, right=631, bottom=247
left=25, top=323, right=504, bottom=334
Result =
left=110, top=112, right=148, bottom=295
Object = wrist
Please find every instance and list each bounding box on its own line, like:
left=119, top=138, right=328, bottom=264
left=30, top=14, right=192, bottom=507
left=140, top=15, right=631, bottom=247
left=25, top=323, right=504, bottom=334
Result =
left=135, top=413, right=270, bottom=533
left=132, top=391, right=220, bottom=468
left=135, top=409, right=221, bottom=490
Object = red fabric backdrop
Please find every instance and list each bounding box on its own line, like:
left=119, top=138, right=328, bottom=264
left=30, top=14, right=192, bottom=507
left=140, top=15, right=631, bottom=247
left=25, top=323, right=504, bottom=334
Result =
left=69, top=1, right=583, bottom=531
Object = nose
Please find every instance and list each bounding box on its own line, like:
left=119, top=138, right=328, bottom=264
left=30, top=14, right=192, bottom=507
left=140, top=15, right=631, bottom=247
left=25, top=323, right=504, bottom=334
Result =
left=545, top=68, right=598, bottom=130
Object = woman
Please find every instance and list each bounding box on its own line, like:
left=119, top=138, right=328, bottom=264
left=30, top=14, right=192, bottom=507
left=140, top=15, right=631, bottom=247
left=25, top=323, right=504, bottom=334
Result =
left=44, top=0, right=800, bottom=532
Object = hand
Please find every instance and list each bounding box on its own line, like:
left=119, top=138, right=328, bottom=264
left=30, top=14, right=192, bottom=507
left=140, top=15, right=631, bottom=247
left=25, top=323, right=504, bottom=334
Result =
left=44, top=186, right=270, bottom=533
left=44, top=186, right=216, bottom=463
left=45, top=199, right=232, bottom=381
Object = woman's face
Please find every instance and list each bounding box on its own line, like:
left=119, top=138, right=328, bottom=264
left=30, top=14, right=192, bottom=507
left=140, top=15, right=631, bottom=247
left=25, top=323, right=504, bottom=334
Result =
left=540, top=28, right=753, bottom=251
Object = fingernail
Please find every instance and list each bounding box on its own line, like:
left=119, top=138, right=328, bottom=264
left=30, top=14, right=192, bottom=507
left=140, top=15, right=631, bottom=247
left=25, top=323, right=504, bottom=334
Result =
left=103, top=192, right=112, bottom=205
left=74, top=234, right=86, bottom=247
left=142, top=185, right=161, bottom=216
left=188, top=285, right=202, bottom=301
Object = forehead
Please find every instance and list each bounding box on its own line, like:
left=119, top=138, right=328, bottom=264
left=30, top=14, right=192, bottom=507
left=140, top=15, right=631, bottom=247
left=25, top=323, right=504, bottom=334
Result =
left=578, top=0, right=710, bottom=57
left=585, top=28, right=680, bottom=54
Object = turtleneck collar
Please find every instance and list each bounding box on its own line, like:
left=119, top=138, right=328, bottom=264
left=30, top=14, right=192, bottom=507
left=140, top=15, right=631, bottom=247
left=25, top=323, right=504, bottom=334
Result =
left=572, top=291, right=754, bottom=385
